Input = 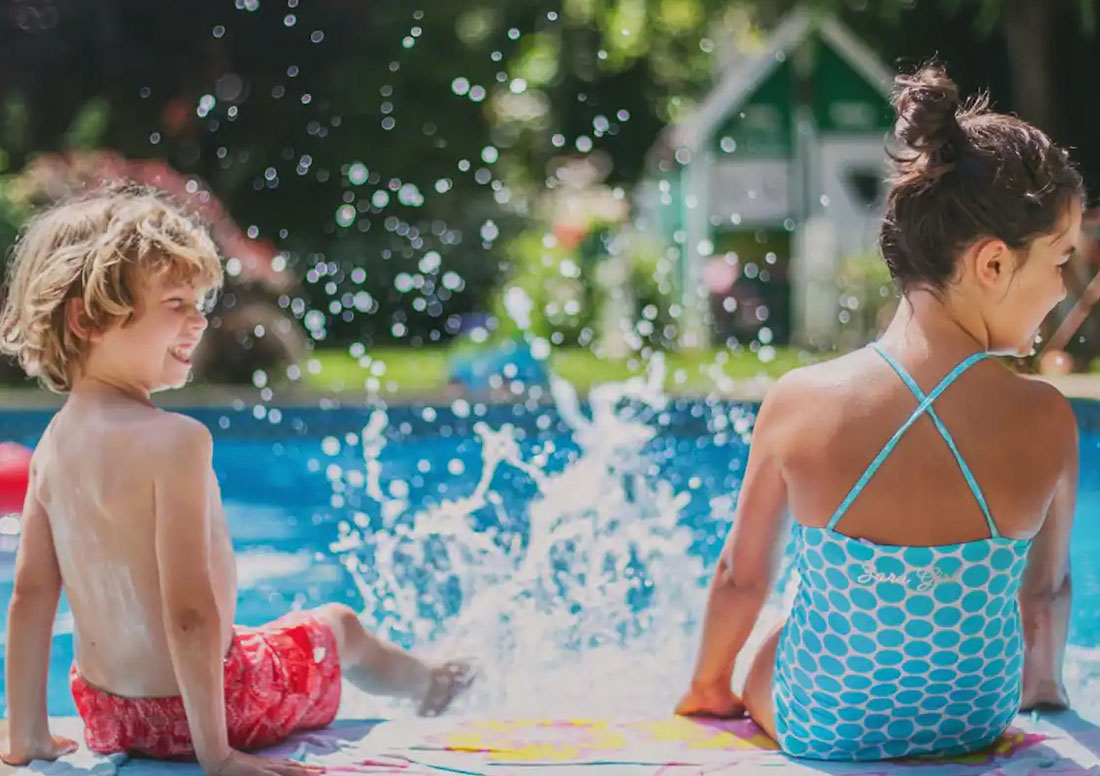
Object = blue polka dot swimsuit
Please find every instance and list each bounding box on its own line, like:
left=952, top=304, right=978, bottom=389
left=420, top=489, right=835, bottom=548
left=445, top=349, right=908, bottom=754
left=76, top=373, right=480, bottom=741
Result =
left=772, top=345, right=1031, bottom=761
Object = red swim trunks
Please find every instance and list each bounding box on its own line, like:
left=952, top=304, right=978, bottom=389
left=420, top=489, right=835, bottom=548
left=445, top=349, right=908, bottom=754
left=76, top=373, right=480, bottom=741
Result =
left=70, top=612, right=341, bottom=758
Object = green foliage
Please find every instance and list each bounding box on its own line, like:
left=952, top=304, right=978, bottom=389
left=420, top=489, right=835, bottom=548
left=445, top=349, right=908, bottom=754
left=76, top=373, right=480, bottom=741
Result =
left=490, top=223, right=676, bottom=348
left=63, top=99, right=111, bottom=150
left=836, top=251, right=896, bottom=348
left=0, top=177, right=29, bottom=276
left=4, top=0, right=1097, bottom=356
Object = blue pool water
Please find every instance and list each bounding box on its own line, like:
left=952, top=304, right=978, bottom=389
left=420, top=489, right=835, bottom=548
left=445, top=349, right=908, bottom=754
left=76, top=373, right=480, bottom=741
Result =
left=1, top=397, right=1099, bottom=718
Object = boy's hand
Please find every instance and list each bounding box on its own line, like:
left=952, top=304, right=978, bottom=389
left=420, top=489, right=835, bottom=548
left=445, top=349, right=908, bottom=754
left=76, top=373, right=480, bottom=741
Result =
left=1, top=733, right=79, bottom=765
left=208, top=750, right=324, bottom=776
left=675, top=682, right=746, bottom=718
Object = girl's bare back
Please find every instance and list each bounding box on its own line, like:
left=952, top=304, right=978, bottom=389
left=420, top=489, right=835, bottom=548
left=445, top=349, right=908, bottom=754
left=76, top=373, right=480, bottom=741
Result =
left=774, top=345, right=1072, bottom=546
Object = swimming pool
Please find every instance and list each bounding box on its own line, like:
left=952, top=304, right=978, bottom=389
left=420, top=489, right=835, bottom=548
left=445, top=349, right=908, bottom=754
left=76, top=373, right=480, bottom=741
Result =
left=1, top=391, right=1099, bottom=719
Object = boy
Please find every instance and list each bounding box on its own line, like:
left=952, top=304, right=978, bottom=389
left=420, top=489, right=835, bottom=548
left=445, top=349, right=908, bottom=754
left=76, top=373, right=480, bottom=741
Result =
left=0, top=188, right=471, bottom=774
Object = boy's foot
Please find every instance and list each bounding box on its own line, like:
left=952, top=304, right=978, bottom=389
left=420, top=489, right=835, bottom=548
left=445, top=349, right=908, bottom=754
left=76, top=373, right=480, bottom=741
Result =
left=417, top=660, right=477, bottom=717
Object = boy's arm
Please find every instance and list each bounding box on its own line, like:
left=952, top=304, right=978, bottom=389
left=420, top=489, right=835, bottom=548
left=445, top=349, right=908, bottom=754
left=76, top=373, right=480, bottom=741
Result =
left=2, top=463, right=78, bottom=765
left=1019, top=394, right=1077, bottom=710
left=156, top=419, right=319, bottom=776
left=153, top=420, right=232, bottom=771
left=676, top=380, right=792, bottom=716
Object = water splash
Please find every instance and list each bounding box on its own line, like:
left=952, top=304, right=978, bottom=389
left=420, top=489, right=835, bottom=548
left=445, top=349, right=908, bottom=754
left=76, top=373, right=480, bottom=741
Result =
left=328, top=356, right=726, bottom=716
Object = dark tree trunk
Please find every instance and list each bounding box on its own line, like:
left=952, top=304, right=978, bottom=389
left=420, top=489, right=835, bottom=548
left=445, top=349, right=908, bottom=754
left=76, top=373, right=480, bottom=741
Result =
left=1000, top=0, right=1060, bottom=137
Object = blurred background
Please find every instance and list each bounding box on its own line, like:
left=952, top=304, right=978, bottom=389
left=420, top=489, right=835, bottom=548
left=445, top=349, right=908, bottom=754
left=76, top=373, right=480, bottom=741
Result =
left=1, top=0, right=1099, bottom=396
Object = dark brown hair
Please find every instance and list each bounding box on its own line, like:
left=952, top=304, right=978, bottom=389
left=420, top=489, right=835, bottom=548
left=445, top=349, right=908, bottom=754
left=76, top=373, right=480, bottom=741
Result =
left=879, top=62, right=1084, bottom=290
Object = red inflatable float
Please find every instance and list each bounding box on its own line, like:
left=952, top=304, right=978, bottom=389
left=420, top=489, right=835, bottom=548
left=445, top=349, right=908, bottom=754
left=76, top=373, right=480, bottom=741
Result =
left=0, top=442, right=33, bottom=515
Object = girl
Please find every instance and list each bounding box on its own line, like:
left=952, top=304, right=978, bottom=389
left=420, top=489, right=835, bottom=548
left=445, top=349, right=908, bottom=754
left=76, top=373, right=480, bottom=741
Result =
left=677, top=63, right=1083, bottom=761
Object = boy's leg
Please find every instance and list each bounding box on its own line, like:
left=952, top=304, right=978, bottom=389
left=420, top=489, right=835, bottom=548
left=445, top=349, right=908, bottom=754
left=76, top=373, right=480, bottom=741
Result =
left=310, top=603, right=474, bottom=716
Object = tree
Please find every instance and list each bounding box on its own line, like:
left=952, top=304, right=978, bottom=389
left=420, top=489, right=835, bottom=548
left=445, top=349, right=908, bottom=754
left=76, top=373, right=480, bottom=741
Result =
left=2, top=0, right=1098, bottom=356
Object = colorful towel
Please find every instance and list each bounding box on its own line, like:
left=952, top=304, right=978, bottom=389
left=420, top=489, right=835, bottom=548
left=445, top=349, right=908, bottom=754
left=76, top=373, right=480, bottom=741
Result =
left=12, top=710, right=1100, bottom=775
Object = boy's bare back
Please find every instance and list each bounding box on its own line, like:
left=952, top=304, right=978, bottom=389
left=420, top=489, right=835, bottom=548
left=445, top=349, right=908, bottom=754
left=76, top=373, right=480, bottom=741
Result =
left=35, top=390, right=236, bottom=697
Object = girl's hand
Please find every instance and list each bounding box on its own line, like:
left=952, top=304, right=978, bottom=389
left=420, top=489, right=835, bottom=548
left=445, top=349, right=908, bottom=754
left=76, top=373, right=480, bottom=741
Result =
left=675, top=682, right=746, bottom=718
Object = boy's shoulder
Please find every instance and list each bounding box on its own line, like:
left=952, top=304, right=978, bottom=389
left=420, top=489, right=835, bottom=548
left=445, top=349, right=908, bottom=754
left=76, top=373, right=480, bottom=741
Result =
left=143, top=411, right=213, bottom=456
left=105, top=410, right=213, bottom=474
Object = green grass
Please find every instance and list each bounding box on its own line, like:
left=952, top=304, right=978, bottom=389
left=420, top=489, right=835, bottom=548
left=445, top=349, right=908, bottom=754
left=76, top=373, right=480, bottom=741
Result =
left=301, top=344, right=823, bottom=394
left=303, top=348, right=451, bottom=393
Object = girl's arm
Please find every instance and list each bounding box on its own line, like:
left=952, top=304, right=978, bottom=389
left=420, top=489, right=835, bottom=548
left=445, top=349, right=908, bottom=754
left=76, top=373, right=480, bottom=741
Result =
left=677, top=382, right=792, bottom=716
left=1019, top=393, right=1078, bottom=710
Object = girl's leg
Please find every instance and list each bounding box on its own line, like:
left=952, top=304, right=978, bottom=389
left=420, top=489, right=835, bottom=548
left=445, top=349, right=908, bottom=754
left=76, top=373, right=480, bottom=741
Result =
left=741, top=619, right=784, bottom=741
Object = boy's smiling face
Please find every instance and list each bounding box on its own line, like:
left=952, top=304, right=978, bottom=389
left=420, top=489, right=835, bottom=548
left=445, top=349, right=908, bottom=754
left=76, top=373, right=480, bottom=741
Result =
left=88, top=271, right=212, bottom=393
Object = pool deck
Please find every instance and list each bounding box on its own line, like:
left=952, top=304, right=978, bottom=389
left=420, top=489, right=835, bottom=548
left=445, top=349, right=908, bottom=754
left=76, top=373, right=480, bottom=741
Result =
left=2, top=374, right=1100, bottom=409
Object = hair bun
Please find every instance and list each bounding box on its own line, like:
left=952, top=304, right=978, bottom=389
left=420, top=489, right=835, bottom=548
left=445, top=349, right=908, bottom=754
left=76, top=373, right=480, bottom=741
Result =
left=892, top=63, right=964, bottom=165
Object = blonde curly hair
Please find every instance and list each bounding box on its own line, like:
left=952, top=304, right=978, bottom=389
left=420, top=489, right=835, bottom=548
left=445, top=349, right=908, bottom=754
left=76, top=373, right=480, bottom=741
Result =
left=0, top=186, right=223, bottom=392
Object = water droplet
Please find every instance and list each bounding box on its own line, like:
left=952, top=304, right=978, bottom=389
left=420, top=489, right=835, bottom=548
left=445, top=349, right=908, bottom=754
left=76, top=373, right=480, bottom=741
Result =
left=322, top=436, right=341, bottom=456
left=389, top=479, right=409, bottom=499
left=284, top=13, right=296, bottom=26
left=531, top=338, right=551, bottom=360
left=451, top=77, right=470, bottom=96
left=341, top=161, right=369, bottom=186
left=469, top=85, right=487, bottom=102
left=196, top=94, right=216, bottom=118
left=419, top=251, right=442, bottom=273
left=212, top=25, right=226, bottom=38
left=310, top=30, right=325, bottom=43
left=336, top=204, right=356, bottom=228
left=480, top=220, right=499, bottom=242
left=304, top=311, right=325, bottom=331
left=397, top=183, right=424, bottom=206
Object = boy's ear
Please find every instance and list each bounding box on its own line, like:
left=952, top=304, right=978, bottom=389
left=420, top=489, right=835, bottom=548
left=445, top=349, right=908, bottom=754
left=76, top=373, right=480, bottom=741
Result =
left=66, top=298, right=96, bottom=341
